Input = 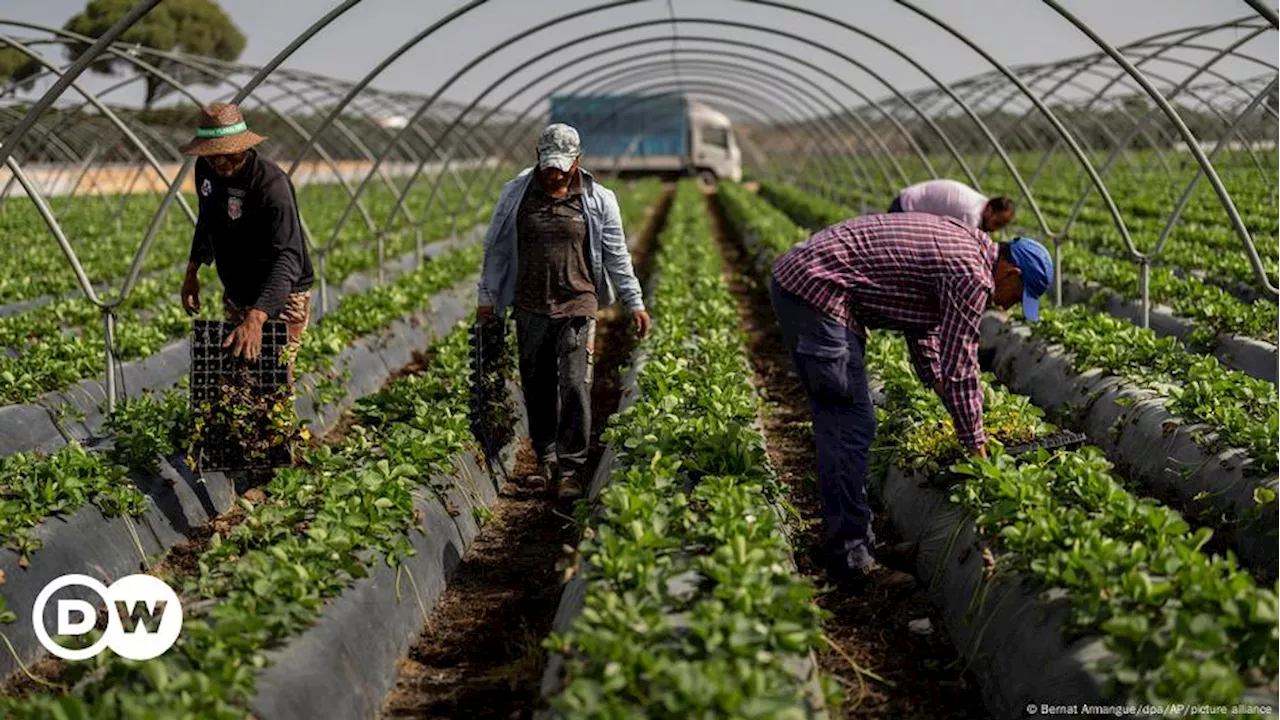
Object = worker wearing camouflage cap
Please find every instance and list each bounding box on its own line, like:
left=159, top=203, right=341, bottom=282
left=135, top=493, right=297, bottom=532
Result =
left=477, top=123, right=650, bottom=499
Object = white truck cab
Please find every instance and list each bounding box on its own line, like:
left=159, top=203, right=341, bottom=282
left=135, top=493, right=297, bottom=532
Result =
left=689, top=102, right=743, bottom=184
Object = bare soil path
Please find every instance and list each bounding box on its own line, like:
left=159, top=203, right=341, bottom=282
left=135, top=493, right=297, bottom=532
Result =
left=703, top=189, right=989, bottom=720
left=378, top=187, right=672, bottom=720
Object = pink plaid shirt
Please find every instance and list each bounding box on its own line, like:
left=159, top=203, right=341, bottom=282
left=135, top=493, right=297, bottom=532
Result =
left=773, top=212, right=998, bottom=450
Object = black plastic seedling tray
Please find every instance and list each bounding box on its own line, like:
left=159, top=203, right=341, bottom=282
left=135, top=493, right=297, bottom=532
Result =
left=1005, top=429, right=1089, bottom=456
left=190, top=319, right=294, bottom=472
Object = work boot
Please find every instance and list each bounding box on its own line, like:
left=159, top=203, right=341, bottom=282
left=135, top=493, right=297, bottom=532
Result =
left=854, top=560, right=917, bottom=590
left=533, top=458, right=558, bottom=494
left=557, top=473, right=584, bottom=500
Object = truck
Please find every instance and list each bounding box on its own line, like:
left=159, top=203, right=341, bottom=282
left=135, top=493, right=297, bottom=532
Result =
left=548, top=93, right=743, bottom=184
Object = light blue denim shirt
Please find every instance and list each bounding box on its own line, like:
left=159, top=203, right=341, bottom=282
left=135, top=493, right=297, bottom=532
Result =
left=477, top=167, right=644, bottom=315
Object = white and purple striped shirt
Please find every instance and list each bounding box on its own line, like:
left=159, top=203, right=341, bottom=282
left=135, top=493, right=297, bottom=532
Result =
left=773, top=212, right=998, bottom=450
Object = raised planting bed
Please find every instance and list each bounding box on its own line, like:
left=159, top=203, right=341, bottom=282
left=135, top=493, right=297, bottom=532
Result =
left=0, top=256, right=483, bottom=679
left=537, top=183, right=830, bottom=720
left=0, top=321, right=522, bottom=718
left=755, top=181, right=857, bottom=231
left=1059, top=275, right=1278, bottom=385
left=979, top=308, right=1278, bottom=581
left=0, top=177, right=666, bottom=716
left=865, top=332, right=1278, bottom=719
left=0, top=226, right=486, bottom=460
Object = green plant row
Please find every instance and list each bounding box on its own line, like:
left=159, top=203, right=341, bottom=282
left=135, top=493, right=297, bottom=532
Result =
left=753, top=179, right=1279, bottom=346
left=0, top=241, right=485, bottom=567
left=0, top=181, right=662, bottom=572
left=755, top=181, right=857, bottom=230
left=0, top=167, right=515, bottom=307
left=0, top=179, right=500, bottom=406
left=0, top=319, right=503, bottom=718
left=1031, top=304, right=1278, bottom=473
left=716, top=175, right=1279, bottom=706
left=545, top=182, right=831, bottom=718
left=1062, top=244, right=1279, bottom=344
left=866, top=331, right=1279, bottom=707
left=717, top=183, right=808, bottom=257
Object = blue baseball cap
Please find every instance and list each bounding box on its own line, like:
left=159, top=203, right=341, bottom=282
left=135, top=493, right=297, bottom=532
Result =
left=1007, top=237, right=1053, bottom=321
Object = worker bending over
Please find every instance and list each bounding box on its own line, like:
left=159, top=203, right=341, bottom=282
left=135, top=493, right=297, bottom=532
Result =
left=180, top=103, right=314, bottom=377
left=477, top=123, right=650, bottom=499
left=770, top=212, right=1052, bottom=588
left=889, top=178, right=1016, bottom=234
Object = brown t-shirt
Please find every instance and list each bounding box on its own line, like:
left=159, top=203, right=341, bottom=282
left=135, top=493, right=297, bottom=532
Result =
left=513, top=172, right=597, bottom=317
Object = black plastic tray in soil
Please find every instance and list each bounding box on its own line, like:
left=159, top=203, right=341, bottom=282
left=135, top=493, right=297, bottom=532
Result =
left=190, top=319, right=296, bottom=472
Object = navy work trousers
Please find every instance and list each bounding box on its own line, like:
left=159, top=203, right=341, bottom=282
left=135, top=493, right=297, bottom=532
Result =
left=769, top=278, right=877, bottom=569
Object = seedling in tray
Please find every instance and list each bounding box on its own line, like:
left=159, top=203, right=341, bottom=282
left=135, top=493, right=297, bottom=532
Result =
left=1004, top=429, right=1089, bottom=456
left=468, top=317, right=515, bottom=464
left=187, top=319, right=309, bottom=472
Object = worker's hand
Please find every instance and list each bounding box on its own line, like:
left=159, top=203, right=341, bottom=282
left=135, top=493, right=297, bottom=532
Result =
left=477, top=305, right=495, bottom=322
left=632, top=310, right=651, bottom=338
left=968, top=445, right=988, bottom=459
left=224, top=309, right=267, bottom=361
left=934, top=380, right=944, bottom=397
left=181, top=271, right=201, bottom=317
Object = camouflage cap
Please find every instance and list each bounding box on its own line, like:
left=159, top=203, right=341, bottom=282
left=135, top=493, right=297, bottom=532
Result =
left=537, top=123, right=581, bottom=172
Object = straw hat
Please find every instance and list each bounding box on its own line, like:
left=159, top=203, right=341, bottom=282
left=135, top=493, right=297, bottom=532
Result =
left=179, top=103, right=266, bottom=156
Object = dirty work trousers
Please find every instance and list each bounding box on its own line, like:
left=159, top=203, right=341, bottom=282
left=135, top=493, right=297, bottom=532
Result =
left=513, top=309, right=595, bottom=479
left=769, top=277, right=877, bottom=570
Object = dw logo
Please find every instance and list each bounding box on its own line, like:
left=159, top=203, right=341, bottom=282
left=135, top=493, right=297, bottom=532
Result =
left=33, top=574, right=183, bottom=661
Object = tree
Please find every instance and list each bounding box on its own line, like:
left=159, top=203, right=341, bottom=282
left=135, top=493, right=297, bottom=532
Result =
left=0, top=47, right=43, bottom=97
left=62, top=0, right=246, bottom=108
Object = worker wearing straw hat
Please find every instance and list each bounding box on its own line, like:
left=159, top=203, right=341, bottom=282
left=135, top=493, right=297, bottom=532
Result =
left=179, top=103, right=314, bottom=375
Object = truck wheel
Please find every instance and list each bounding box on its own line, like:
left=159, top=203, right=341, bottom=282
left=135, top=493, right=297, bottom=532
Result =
left=695, top=170, right=718, bottom=188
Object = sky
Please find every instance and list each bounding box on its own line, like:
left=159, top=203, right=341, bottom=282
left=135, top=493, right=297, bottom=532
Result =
left=2, top=0, right=1276, bottom=122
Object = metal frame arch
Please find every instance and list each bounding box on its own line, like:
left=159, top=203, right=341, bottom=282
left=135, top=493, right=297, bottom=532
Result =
left=409, top=45, right=830, bottom=240
left=550, top=58, right=860, bottom=190
left=887, top=0, right=1129, bottom=247
left=0, top=0, right=164, bottom=170
left=487, top=43, right=887, bottom=192
left=0, top=34, right=199, bottom=224
left=0, top=21, right=378, bottom=228
left=13, top=28, right=389, bottom=268
left=322, top=11, right=1007, bottom=254
left=419, top=51, right=843, bottom=248
left=589, top=47, right=907, bottom=194
left=1040, top=0, right=1277, bottom=299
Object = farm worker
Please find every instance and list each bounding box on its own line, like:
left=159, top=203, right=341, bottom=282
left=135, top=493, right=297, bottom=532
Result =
left=888, top=178, right=1016, bottom=234
left=476, top=123, right=650, bottom=500
left=179, top=103, right=314, bottom=377
left=769, top=213, right=1052, bottom=587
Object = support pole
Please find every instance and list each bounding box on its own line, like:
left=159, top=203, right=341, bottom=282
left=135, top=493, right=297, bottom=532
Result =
left=1138, top=259, right=1151, bottom=330
left=1053, top=234, right=1063, bottom=307
left=103, top=309, right=117, bottom=413
left=317, top=251, right=329, bottom=316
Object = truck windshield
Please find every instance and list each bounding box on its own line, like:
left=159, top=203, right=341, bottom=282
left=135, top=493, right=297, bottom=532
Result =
left=701, top=127, right=729, bottom=149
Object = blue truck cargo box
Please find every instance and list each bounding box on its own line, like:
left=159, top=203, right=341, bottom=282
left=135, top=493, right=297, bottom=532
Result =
left=549, top=94, right=688, bottom=159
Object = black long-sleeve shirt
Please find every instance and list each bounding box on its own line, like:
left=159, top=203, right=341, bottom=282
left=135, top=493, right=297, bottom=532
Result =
left=189, top=150, right=314, bottom=318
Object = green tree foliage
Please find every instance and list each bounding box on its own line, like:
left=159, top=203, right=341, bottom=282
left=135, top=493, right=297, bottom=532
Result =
left=0, top=47, right=42, bottom=96
left=62, top=0, right=246, bottom=108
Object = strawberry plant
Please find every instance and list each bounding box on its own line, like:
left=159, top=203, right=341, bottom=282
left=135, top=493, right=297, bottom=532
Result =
left=866, top=331, right=1278, bottom=707
left=546, top=182, right=831, bottom=718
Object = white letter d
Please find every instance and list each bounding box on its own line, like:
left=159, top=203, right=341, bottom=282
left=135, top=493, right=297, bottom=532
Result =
left=56, top=599, right=96, bottom=636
